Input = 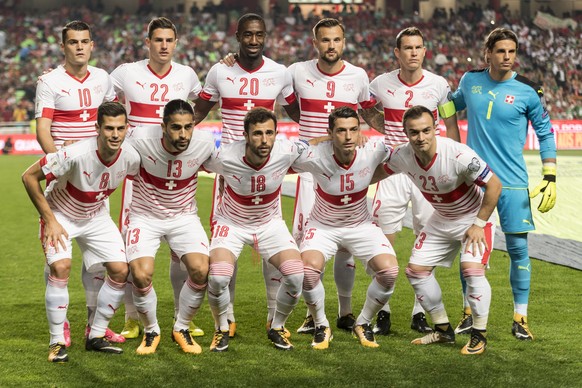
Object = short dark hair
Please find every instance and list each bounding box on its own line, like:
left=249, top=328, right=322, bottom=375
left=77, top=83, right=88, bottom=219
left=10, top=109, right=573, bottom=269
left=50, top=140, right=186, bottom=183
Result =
left=402, top=105, right=433, bottom=130
left=62, top=20, right=91, bottom=43
left=237, top=13, right=265, bottom=33
left=483, top=27, right=518, bottom=59
left=147, top=17, right=177, bottom=39
left=312, top=18, right=345, bottom=39
left=328, top=106, right=359, bottom=130
left=243, top=107, right=277, bottom=134
left=395, top=26, right=424, bottom=49
left=97, top=102, right=127, bottom=126
left=163, top=99, right=194, bottom=125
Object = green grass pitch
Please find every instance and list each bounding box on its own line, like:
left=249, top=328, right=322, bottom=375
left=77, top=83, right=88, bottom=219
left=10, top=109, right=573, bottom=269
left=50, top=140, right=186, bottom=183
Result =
left=0, top=155, right=581, bottom=387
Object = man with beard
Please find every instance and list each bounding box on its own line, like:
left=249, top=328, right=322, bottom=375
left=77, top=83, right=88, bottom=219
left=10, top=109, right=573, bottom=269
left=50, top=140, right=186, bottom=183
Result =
left=124, top=99, right=214, bottom=355
left=194, top=13, right=300, bottom=337
left=287, top=18, right=380, bottom=336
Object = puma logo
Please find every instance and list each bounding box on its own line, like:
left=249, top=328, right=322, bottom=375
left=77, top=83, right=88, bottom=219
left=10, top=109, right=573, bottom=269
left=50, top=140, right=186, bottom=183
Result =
left=306, top=79, right=316, bottom=87
left=270, top=277, right=282, bottom=283
left=136, top=81, right=146, bottom=89
left=61, top=89, right=71, bottom=96
left=322, top=173, right=332, bottom=181
left=469, top=294, right=482, bottom=301
left=232, top=175, right=242, bottom=184
left=83, top=171, right=93, bottom=178
left=416, top=295, right=424, bottom=302
left=488, top=91, right=499, bottom=99
left=57, top=304, right=68, bottom=309
left=147, top=156, right=157, bottom=165
left=346, top=263, right=356, bottom=269
left=226, top=77, right=236, bottom=84
left=386, top=89, right=395, bottom=97
left=108, top=304, right=119, bottom=313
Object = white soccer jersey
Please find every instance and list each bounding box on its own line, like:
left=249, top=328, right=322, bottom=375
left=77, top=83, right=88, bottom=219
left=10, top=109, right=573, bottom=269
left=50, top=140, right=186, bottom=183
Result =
left=204, top=139, right=307, bottom=227
left=127, top=125, right=214, bottom=218
left=384, top=137, right=493, bottom=220
left=41, top=138, right=140, bottom=220
left=288, top=59, right=376, bottom=141
left=370, top=69, right=450, bottom=146
left=199, top=56, right=296, bottom=144
left=35, top=65, right=116, bottom=147
left=110, top=60, right=202, bottom=127
left=292, top=139, right=392, bottom=226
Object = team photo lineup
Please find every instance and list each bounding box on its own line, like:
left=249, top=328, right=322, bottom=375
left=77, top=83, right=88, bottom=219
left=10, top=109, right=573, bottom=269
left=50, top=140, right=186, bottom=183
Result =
left=21, top=9, right=560, bottom=364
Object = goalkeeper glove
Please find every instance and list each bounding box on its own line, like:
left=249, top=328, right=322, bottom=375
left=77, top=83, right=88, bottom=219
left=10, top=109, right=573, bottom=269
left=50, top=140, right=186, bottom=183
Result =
left=529, top=164, right=556, bottom=213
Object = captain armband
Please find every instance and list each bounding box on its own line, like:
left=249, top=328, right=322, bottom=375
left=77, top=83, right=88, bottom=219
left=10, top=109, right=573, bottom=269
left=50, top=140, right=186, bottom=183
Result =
left=438, top=101, right=456, bottom=119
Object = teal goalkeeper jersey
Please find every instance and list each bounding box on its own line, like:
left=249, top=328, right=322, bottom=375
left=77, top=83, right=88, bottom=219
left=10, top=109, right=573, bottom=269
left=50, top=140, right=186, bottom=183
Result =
left=451, top=69, right=556, bottom=188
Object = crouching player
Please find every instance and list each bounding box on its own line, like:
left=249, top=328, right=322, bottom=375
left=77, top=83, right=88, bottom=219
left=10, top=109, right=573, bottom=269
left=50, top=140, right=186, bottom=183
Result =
left=203, top=108, right=308, bottom=351
left=124, top=99, right=214, bottom=355
left=376, top=105, right=501, bottom=354
left=22, top=102, right=140, bottom=362
left=292, top=106, right=399, bottom=350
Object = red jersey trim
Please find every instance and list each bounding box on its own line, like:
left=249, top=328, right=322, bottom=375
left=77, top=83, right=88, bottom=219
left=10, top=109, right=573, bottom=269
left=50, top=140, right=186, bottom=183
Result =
left=147, top=63, right=173, bottom=80
left=64, top=69, right=91, bottom=83
left=225, top=184, right=280, bottom=206
left=315, top=185, right=368, bottom=205
left=397, top=73, right=424, bottom=87
left=316, top=62, right=346, bottom=77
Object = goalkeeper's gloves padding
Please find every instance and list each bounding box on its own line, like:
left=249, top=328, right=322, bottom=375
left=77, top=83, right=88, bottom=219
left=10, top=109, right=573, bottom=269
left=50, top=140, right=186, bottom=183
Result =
left=529, top=164, right=556, bottom=213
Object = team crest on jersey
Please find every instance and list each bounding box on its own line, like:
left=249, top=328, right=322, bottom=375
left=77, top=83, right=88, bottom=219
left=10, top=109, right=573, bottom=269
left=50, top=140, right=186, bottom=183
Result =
left=173, top=82, right=185, bottom=92
left=468, top=157, right=481, bottom=172
left=422, top=91, right=435, bottom=100
left=272, top=169, right=285, bottom=181
left=93, top=85, right=103, bottom=94
left=187, top=158, right=199, bottom=168
left=504, top=95, right=515, bottom=104
left=116, top=170, right=127, bottom=179
left=471, top=86, right=482, bottom=94
left=358, top=167, right=371, bottom=178
left=437, top=174, right=451, bottom=184
left=263, top=78, right=276, bottom=87
left=343, top=83, right=355, bottom=92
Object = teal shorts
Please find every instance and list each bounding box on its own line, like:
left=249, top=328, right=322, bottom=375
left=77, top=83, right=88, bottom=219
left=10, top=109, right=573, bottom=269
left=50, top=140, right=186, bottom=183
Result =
left=497, top=188, right=535, bottom=234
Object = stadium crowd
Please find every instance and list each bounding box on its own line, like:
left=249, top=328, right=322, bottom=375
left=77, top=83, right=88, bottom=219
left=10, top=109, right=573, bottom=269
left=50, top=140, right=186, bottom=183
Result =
left=0, top=3, right=580, bottom=124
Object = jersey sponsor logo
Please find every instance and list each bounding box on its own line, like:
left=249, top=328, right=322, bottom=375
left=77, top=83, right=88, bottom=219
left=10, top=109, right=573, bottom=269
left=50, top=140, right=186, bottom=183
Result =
left=468, top=157, right=481, bottom=172
left=504, top=95, right=515, bottom=104
left=471, top=86, right=482, bottom=94
left=488, top=91, right=499, bottom=99
left=135, top=81, right=146, bottom=89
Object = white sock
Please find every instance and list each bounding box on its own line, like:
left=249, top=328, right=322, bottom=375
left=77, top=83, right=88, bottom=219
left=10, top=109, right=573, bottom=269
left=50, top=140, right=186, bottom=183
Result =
left=356, top=267, right=398, bottom=325
left=334, top=249, right=355, bottom=317
left=82, top=263, right=104, bottom=325
left=272, top=260, right=303, bottom=329
left=227, top=262, right=238, bottom=322
left=463, top=268, right=491, bottom=331
left=406, top=267, right=448, bottom=325
left=46, top=276, right=69, bottom=344
left=124, top=272, right=139, bottom=321
left=89, top=277, right=126, bottom=339
left=133, top=283, right=160, bottom=334
left=303, top=266, right=328, bottom=328
left=174, top=278, right=206, bottom=331
left=208, top=262, right=234, bottom=332
left=262, top=260, right=280, bottom=322
left=169, top=250, right=187, bottom=319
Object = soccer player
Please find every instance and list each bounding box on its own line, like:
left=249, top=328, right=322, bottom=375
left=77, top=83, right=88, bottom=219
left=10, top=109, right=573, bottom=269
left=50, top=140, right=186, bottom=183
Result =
left=110, top=16, right=204, bottom=340
left=361, top=26, right=460, bottom=335
left=450, top=27, right=557, bottom=340
left=204, top=108, right=307, bottom=351
left=34, top=20, right=123, bottom=347
left=288, top=18, right=379, bottom=335
left=194, top=13, right=300, bottom=337
left=22, top=102, right=140, bottom=362
left=124, top=99, right=214, bottom=355
left=292, top=106, right=399, bottom=350
left=375, top=105, right=501, bottom=355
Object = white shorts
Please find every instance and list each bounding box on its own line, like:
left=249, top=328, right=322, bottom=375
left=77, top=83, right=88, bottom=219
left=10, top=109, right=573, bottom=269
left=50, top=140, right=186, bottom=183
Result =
left=210, top=218, right=299, bottom=261
left=291, top=172, right=315, bottom=243
left=125, top=213, right=209, bottom=262
left=41, top=211, right=126, bottom=273
left=409, top=213, right=496, bottom=268
left=299, top=221, right=396, bottom=275
left=372, top=174, right=434, bottom=236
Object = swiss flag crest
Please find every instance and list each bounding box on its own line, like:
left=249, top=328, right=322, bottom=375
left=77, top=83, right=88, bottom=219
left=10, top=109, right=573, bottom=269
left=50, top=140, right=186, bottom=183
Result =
left=505, top=95, right=515, bottom=104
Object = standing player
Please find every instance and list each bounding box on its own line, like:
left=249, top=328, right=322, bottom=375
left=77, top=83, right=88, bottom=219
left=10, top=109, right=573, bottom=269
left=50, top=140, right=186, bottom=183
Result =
left=451, top=27, right=557, bottom=340
left=376, top=105, right=501, bottom=355
left=293, top=106, right=399, bottom=350
left=194, top=13, right=300, bottom=336
left=125, top=99, right=214, bottom=355
left=34, top=20, right=124, bottom=346
left=288, top=18, right=380, bottom=335
left=22, top=102, right=140, bottom=362
left=361, top=26, right=460, bottom=335
left=204, top=108, right=307, bottom=351
left=110, top=17, right=204, bottom=339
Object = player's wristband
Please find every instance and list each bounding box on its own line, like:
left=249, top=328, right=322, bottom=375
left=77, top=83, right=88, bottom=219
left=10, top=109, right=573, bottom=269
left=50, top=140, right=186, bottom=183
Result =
left=473, top=218, right=487, bottom=228
left=437, top=101, right=456, bottom=119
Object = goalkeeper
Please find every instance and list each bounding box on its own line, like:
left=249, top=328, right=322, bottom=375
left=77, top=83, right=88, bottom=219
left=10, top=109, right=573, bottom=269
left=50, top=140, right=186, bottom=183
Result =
left=448, top=27, right=557, bottom=341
